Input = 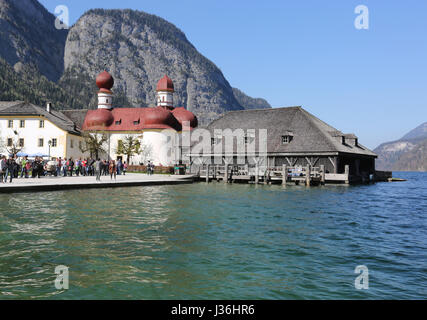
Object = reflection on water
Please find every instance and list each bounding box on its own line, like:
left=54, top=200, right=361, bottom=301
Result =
left=0, top=172, right=426, bottom=299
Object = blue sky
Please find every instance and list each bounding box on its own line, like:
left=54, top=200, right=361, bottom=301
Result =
left=39, top=0, right=427, bottom=148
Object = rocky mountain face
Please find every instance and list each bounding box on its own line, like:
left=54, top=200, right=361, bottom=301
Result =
left=374, top=122, right=427, bottom=171
left=0, top=0, right=68, bottom=82
left=62, top=9, right=245, bottom=125
left=232, top=88, right=271, bottom=110
left=0, top=57, right=86, bottom=108
left=0, top=2, right=271, bottom=125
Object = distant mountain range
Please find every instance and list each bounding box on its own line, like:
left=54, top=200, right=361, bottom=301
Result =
left=374, top=122, right=427, bottom=172
left=0, top=0, right=271, bottom=125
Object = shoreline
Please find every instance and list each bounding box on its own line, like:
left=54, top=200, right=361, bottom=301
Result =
left=0, top=174, right=195, bottom=194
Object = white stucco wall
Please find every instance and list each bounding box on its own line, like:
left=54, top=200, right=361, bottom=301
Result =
left=66, top=135, right=89, bottom=160
left=105, top=130, right=178, bottom=166
left=0, top=117, right=87, bottom=159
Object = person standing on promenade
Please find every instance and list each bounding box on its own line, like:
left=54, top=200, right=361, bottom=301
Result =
left=62, top=158, right=67, bottom=177
left=103, top=160, right=108, bottom=176
left=0, top=156, right=7, bottom=183
left=147, top=161, right=154, bottom=176
left=82, top=159, right=87, bottom=176
left=68, top=158, right=74, bottom=177
left=4, top=157, right=14, bottom=183
left=20, top=156, right=28, bottom=178
left=75, top=159, right=80, bottom=177
left=56, top=157, right=62, bottom=177
left=109, top=160, right=117, bottom=180
left=12, top=157, right=18, bottom=179
left=88, top=158, right=94, bottom=176
left=123, top=161, right=128, bottom=175
left=25, top=159, right=31, bottom=178
left=117, top=159, right=122, bottom=175
left=0, top=156, right=6, bottom=183
left=35, top=157, right=42, bottom=178
left=32, top=157, right=38, bottom=178
left=95, top=159, right=102, bottom=182
left=147, top=161, right=151, bottom=175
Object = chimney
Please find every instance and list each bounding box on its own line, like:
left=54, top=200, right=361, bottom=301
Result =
left=46, top=102, right=52, bottom=113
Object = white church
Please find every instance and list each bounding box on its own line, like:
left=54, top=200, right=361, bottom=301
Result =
left=0, top=71, right=198, bottom=165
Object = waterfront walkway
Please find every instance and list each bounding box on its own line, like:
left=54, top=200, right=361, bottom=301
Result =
left=0, top=174, right=195, bottom=193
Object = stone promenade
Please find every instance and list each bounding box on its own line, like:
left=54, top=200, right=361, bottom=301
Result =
left=0, top=173, right=195, bottom=193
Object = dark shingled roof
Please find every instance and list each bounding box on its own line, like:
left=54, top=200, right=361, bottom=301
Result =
left=0, top=101, right=81, bottom=135
left=61, top=109, right=89, bottom=129
left=199, top=106, right=377, bottom=157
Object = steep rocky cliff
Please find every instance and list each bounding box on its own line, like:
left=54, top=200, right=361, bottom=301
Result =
left=0, top=2, right=272, bottom=125
left=232, top=87, right=271, bottom=110
left=374, top=122, right=427, bottom=171
left=0, top=0, right=68, bottom=81
left=62, top=9, right=245, bottom=125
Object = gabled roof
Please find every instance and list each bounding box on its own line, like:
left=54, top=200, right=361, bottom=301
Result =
left=62, top=109, right=88, bottom=129
left=0, top=101, right=81, bottom=135
left=203, top=106, right=377, bottom=157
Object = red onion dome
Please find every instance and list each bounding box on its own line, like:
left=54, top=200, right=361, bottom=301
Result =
left=143, top=107, right=181, bottom=130
left=96, top=71, right=114, bottom=90
left=172, top=107, right=198, bottom=129
left=156, top=75, right=174, bottom=92
left=84, top=109, right=114, bottom=129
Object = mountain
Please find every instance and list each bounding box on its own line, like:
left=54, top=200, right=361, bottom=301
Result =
left=232, top=88, right=271, bottom=110
left=0, top=0, right=68, bottom=81
left=0, top=2, right=272, bottom=125
left=62, top=9, right=245, bottom=125
left=0, top=57, right=86, bottom=108
left=374, top=122, right=427, bottom=172
left=400, top=122, right=427, bottom=140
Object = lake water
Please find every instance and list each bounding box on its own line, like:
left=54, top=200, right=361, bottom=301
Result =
left=0, top=172, right=426, bottom=299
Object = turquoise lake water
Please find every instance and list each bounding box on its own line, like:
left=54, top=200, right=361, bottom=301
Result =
left=0, top=172, right=426, bottom=299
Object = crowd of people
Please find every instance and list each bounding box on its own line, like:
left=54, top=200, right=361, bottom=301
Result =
left=53, top=157, right=128, bottom=179
left=0, top=155, right=132, bottom=183
left=0, top=155, right=45, bottom=183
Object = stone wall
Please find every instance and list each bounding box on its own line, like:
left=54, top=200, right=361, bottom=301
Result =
left=127, top=165, right=174, bottom=174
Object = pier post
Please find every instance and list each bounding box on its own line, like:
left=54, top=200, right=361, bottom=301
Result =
left=306, top=165, right=311, bottom=186
left=282, top=165, right=287, bottom=185
left=320, top=165, right=325, bottom=185
left=206, top=164, right=210, bottom=183
left=344, top=165, right=350, bottom=184
left=255, top=163, right=259, bottom=184
left=224, top=164, right=229, bottom=183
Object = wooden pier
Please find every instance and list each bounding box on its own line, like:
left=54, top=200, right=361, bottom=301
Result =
left=196, top=164, right=355, bottom=186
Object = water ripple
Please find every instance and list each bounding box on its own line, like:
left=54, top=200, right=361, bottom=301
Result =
left=0, top=172, right=426, bottom=299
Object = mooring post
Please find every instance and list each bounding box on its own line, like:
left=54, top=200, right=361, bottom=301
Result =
left=206, top=164, right=210, bottom=183
left=345, top=165, right=350, bottom=184
left=224, top=164, right=229, bottom=183
left=255, top=163, right=259, bottom=184
left=282, top=164, right=287, bottom=185
left=320, top=165, right=325, bottom=185
left=306, top=165, right=311, bottom=186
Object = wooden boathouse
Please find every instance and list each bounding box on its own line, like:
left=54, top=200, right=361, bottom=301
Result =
left=188, top=106, right=384, bottom=185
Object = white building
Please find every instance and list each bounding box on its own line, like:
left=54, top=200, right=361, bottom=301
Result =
left=0, top=71, right=198, bottom=165
left=0, top=101, right=87, bottom=159
left=82, top=71, right=198, bottom=165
